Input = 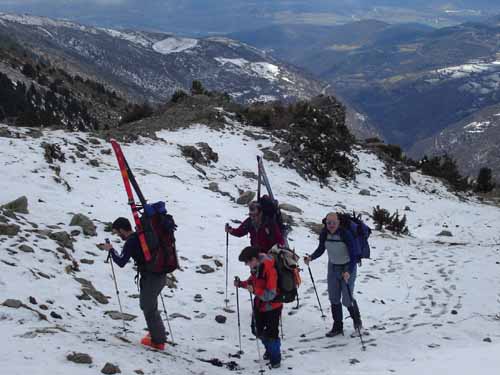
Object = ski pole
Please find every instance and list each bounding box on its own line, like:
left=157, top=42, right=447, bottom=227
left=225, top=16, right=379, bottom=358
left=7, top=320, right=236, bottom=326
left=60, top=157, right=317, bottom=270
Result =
left=344, top=280, right=366, bottom=351
left=235, top=277, right=243, bottom=355
left=160, top=293, right=175, bottom=345
left=105, top=239, right=126, bottom=335
left=307, top=259, right=326, bottom=318
left=257, top=156, right=262, bottom=200
left=249, top=290, right=265, bottom=374
left=280, top=314, right=284, bottom=340
left=225, top=230, right=229, bottom=307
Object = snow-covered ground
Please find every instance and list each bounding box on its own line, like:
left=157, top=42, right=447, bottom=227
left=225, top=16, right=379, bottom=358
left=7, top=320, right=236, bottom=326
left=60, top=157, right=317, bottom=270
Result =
left=1, top=122, right=500, bottom=375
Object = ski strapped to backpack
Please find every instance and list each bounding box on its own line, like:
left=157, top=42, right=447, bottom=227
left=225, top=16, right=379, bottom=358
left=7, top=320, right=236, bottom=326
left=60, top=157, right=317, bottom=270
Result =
left=256, top=156, right=290, bottom=246
left=110, top=139, right=179, bottom=273
left=338, top=211, right=372, bottom=261
left=268, top=245, right=301, bottom=307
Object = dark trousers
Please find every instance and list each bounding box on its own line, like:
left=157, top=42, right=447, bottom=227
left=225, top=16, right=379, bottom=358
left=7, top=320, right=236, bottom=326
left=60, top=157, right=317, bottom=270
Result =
left=253, top=307, right=281, bottom=339
left=139, top=272, right=167, bottom=344
left=252, top=308, right=282, bottom=365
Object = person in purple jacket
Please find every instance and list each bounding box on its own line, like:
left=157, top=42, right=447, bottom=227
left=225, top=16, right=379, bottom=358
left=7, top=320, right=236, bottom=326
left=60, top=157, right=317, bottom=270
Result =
left=102, top=217, right=167, bottom=350
left=304, top=212, right=362, bottom=337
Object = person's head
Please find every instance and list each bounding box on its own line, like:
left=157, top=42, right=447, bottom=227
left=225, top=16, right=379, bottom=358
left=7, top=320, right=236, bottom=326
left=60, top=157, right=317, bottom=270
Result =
left=112, top=217, right=133, bottom=240
left=248, top=201, right=262, bottom=223
left=238, top=246, right=261, bottom=269
left=324, top=212, right=340, bottom=234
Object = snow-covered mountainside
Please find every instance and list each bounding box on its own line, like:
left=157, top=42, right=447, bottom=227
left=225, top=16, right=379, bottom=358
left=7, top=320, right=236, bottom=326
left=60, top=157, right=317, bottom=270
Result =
left=410, top=102, right=500, bottom=178
left=0, top=13, right=323, bottom=104
left=1, top=121, right=500, bottom=375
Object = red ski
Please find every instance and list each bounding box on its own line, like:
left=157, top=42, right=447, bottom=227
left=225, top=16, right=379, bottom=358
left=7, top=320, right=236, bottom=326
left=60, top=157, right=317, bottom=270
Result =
left=110, top=139, right=152, bottom=262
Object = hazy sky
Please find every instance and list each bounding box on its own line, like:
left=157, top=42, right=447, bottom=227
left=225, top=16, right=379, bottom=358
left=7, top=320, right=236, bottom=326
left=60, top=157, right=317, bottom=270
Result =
left=0, top=1, right=497, bottom=35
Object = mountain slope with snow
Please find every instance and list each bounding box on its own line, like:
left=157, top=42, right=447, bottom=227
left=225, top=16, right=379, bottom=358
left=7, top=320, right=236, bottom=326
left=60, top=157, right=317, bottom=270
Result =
left=410, top=102, right=500, bottom=178
left=0, top=13, right=323, bottom=104
left=1, top=121, right=500, bottom=375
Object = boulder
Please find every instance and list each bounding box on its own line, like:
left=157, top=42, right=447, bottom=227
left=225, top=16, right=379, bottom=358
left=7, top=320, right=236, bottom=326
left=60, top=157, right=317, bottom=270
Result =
left=70, top=214, right=97, bottom=236
left=262, top=150, right=279, bottom=162
left=50, top=311, right=62, bottom=319
left=1, top=196, right=28, bottom=214
left=196, top=142, right=219, bottom=164
left=67, top=352, right=92, bottom=364
left=75, top=277, right=109, bottom=304
left=101, top=363, right=121, bottom=374
left=359, top=189, right=371, bottom=196
left=215, top=315, right=227, bottom=324
left=437, top=230, right=453, bottom=237
left=3, top=299, right=22, bottom=308
left=0, top=223, right=20, bottom=236
left=279, top=203, right=303, bottom=214
left=49, top=231, right=74, bottom=249
left=242, top=171, right=258, bottom=180
left=19, top=244, right=34, bottom=253
left=208, top=182, right=219, bottom=192
left=105, top=311, right=137, bottom=321
left=196, top=264, right=215, bottom=274
left=236, top=191, right=255, bottom=205
left=180, top=145, right=206, bottom=165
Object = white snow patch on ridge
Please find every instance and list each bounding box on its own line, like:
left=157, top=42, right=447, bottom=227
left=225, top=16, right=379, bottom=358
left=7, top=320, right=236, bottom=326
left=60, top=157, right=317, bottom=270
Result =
left=215, top=57, right=281, bottom=81
left=463, top=121, right=491, bottom=133
left=100, top=29, right=152, bottom=48
left=153, top=37, right=198, bottom=54
left=0, top=13, right=91, bottom=32
left=435, top=60, right=500, bottom=79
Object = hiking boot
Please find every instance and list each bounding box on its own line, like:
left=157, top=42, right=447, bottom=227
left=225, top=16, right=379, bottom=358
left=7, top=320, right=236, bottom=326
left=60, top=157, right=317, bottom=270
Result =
left=270, top=362, right=281, bottom=369
left=140, top=335, right=165, bottom=350
left=348, top=305, right=362, bottom=330
left=326, top=303, right=344, bottom=337
left=325, top=322, right=344, bottom=337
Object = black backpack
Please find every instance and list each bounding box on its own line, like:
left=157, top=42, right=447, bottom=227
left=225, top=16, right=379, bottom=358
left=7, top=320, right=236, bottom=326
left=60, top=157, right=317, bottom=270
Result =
left=258, top=195, right=288, bottom=238
left=139, top=201, right=179, bottom=274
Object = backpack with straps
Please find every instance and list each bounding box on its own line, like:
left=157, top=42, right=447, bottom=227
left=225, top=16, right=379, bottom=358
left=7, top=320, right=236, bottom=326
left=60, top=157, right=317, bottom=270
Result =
left=338, top=211, right=372, bottom=261
left=258, top=194, right=288, bottom=238
left=139, top=201, right=179, bottom=273
left=268, top=246, right=301, bottom=304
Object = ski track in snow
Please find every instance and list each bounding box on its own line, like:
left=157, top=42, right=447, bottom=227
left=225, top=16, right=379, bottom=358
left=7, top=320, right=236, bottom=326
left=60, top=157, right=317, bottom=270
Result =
left=1, top=122, right=500, bottom=374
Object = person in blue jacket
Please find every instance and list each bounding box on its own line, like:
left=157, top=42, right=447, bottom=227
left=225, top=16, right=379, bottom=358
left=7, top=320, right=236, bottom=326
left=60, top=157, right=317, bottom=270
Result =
left=304, top=212, right=362, bottom=337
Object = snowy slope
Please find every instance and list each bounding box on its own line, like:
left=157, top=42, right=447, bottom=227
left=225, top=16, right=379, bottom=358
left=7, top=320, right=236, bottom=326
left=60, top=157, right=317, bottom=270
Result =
left=1, top=122, right=500, bottom=375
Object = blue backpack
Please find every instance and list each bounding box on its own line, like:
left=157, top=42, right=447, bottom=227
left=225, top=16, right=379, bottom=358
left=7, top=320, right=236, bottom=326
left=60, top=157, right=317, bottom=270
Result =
left=339, top=212, right=372, bottom=261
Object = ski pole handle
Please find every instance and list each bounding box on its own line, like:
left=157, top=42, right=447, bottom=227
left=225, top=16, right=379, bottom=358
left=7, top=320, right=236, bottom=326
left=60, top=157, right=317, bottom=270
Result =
left=105, top=238, right=112, bottom=263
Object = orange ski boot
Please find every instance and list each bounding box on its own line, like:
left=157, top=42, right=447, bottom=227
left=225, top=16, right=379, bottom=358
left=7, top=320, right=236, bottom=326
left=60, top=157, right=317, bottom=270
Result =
left=140, top=333, right=165, bottom=350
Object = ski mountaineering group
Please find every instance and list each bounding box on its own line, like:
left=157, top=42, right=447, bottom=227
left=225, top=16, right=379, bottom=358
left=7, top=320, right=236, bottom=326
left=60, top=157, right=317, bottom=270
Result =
left=101, top=141, right=372, bottom=370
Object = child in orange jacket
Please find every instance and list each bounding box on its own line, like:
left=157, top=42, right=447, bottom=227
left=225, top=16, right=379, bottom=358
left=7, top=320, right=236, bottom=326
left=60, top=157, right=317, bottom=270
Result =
left=235, top=246, right=282, bottom=368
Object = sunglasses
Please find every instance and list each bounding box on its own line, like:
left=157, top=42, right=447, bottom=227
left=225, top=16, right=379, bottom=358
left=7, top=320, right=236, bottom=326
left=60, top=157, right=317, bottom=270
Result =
left=326, top=220, right=338, bottom=225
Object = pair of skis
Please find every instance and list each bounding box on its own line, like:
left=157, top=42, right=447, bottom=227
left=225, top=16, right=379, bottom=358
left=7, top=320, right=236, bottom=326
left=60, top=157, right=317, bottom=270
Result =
left=257, top=156, right=289, bottom=247
left=110, top=139, right=151, bottom=261
left=257, top=156, right=274, bottom=201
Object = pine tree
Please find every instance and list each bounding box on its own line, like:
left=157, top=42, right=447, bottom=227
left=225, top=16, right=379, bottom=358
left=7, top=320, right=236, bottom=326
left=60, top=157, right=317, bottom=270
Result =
left=475, top=167, right=495, bottom=193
